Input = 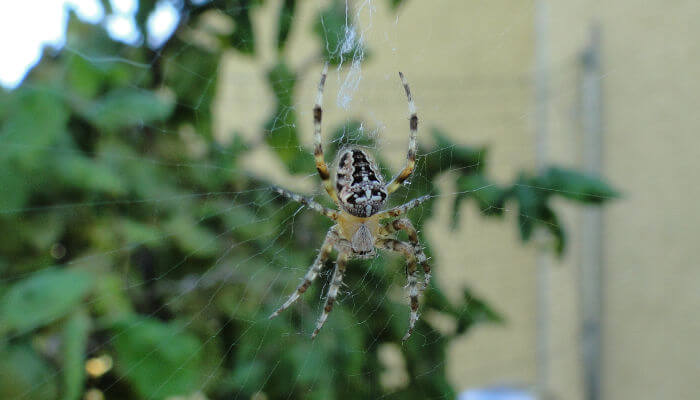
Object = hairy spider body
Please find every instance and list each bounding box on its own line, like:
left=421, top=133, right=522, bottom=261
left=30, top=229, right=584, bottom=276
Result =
left=270, top=65, right=430, bottom=341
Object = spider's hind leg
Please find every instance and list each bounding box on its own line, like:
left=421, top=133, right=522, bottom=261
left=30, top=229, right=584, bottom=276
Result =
left=376, top=238, right=420, bottom=341
left=269, top=227, right=340, bottom=319
left=312, top=250, right=350, bottom=339
left=379, top=218, right=431, bottom=288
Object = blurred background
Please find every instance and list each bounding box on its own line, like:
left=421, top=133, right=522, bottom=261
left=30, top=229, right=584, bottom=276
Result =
left=0, top=1, right=697, bottom=400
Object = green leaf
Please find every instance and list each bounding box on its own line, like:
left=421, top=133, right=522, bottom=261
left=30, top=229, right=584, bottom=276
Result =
left=277, top=0, right=297, bottom=52
left=264, top=63, right=312, bottom=174
left=0, top=88, right=69, bottom=168
left=19, top=213, right=65, bottom=251
left=162, top=41, right=220, bottom=138
left=222, top=205, right=276, bottom=246
left=90, top=272, right=133, bottom=319
left=98, top=0, right=112, bottom=14
left=0, top=87, right=10, bottom=119
left=541, top=204, right=567, bottom=256
left=111, top=317, right=202, bottom=399
left=100, top=141, right=179, bottom=200
left=62, top=308, right=90, bottom=400
left=388, top=0, right=408, bottom=10
left=457, top=288, right=504, bottom=333
left=0, top=268, right=93, bottom=334
left=538, top=166, right=619, bottom=203
left=118, top=219, right=164, bottom=246
left=65, top=54, right=105, bottom=99
left=53, top=153, right=128, bottom=195
left=82, top=88, right=174, bottom=130
left=0, top=163, right=30, bottom=210
left=513, top=175, right=540, bottom=242
left=289, top=342, right=329, bottom=385
left=420, top=128, right=486, bottom=202
left=224, top=0, right=257, bottom=54
left=455, top=174, right=506, bottom=218
left=164, top=214, right=220, bottom=257
left=228, top=360, right=267, bottom=394
left=469, top=175, right=505, bottom=214
left=135, top=0, right=159, bottom=34
left=425, top=285, right=502, bottom=336
left=314, top=0, right=366, bottom=65
left=512, top=174, right=569, bottom=254
left=428, top=128, right=486, bottom=177
left=0, top=345, right=58, bottom=400
left=267, top=62, right=296, bottom=108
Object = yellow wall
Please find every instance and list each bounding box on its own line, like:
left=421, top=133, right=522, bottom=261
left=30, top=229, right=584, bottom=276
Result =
left=549, top=1, right=700, bottom=399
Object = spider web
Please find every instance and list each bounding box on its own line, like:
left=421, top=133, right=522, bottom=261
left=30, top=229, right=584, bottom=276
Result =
left=0, top=1, right=617, bottom=399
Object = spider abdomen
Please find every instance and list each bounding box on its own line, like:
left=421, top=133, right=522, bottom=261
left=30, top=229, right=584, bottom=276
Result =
left=335, top=148, right=387, bottom=217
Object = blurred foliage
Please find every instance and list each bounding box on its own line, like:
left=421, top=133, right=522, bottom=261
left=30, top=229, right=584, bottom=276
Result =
left=0, top=1, right=616, bottom=400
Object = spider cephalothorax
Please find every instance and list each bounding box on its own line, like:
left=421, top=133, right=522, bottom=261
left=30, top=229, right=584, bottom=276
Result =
left=270, top=65, right=430, bottom=341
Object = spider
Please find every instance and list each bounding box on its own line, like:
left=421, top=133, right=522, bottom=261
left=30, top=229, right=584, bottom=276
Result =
left=269, top=65, right=431, bottom=341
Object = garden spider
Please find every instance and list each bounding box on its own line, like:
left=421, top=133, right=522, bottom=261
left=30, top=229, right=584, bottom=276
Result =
left=269, top=65, right=431, bottom=341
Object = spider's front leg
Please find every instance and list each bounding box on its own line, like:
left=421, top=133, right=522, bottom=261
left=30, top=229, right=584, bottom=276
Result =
left=379, top=218, right=431, bottom=288
left=274, top=187, right=339, bottom=221
left=311, top=63, right=339, bottom=203
left=312, top=250, right=350, bottom=339
left=374, top=194, right=430, bottom=220
left=269, top=227, right=341, bottom=319
left=376, top=238, right=420, bottom=341
left=386, top=71, right=418, bottom=194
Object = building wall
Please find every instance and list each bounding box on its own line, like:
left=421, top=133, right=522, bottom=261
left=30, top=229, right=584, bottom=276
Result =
left=546, top=1, right=700, bottom=399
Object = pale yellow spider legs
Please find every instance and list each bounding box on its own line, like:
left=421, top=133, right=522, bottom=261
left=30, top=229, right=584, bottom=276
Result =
left=312, top=250, right=349, bottom=339
left=374, top=194, right=431, bottom=219
left=313, top=67, right=418, bottom=201
left=267, top=225, right=352, bottom=340
left=268, top=227, right=342, bottom=319
left=386, top=71, right=418, bottom=194
left=378, top=219, right=431, bottom=341
left=273, top=187, right=339, bottom=221
left=379, top=218, right=431, bottom=287
left=312, top=63, right=338, bottom=203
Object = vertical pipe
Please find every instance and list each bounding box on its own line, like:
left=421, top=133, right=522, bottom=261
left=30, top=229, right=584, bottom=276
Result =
left=579, top=23, right=604, bottom=400
left=534, top=1, right=551, bottom=399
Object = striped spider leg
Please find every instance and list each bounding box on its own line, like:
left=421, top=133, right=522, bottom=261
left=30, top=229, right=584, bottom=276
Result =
left=268, top=225, right=347, bottom=319
left=312, top=63, right=338, bottom=203
left=374, top=237, right=421, bottom=341
left=386, top=71, right=419, bottom=194
left=379, top=218, right=431, bottom=288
